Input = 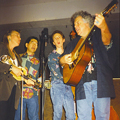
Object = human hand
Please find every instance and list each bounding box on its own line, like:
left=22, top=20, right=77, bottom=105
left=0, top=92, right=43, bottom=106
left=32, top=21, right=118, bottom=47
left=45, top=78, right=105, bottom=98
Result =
left=64, top=54, right=73, bottom=65
left=11, top=66, right=23, bottom=77
left=94, top=13, right=111, bottom=45
left=94, top=14, right=107, bottom=30
left=24, top=78, right=34, bottom=85
left=60, top=53, right=73, bottom=66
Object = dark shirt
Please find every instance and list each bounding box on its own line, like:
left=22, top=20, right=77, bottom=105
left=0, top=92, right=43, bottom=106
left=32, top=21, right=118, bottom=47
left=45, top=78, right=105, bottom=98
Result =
left=60, top=28, right=116, bottom=100
left=0, top=43, right=21, bottom=109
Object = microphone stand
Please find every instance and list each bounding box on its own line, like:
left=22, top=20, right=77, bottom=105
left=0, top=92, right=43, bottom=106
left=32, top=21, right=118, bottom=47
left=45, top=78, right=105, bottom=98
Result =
left=39, top=28, right=48, bottom=120
left=20, top=79, right=23, bottom=120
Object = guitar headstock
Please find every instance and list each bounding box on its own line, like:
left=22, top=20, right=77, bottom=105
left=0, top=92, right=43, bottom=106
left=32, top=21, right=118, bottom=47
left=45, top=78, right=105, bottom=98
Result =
left=101, top=0, right=118, bottom=17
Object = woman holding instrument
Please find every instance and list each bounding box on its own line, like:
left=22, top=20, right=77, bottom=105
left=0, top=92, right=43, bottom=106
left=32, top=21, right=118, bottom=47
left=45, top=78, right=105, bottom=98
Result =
left=0, top=30, right=23, bottom=120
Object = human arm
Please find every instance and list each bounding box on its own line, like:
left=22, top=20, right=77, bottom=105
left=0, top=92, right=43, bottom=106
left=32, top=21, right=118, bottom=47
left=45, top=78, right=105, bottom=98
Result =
left=48, top=53, right=63, bottom=79
left=94, top=14, right=111, bottom=45
left=24, top=61, right=40, bottom=86
left=23, top=58, right=40, bottom=86
left=0, top=44, right=23, bottom=78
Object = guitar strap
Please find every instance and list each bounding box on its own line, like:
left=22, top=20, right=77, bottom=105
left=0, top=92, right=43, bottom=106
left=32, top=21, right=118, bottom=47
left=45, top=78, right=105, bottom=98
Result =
left=90, top=48, right=93, bottom=60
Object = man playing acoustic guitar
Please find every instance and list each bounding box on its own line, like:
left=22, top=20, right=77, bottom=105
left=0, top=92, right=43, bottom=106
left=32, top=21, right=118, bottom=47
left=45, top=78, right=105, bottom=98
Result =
left=60, top=11, right=117, bottom=120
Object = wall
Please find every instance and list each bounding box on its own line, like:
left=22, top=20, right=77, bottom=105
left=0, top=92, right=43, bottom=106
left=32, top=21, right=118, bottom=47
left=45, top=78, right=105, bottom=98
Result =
left=0, top=13, right=119, bottom=77
left=0, top=0, right=119, bottom=25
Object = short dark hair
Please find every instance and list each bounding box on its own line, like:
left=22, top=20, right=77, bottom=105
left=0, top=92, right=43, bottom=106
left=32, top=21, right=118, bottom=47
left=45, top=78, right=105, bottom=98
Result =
left=24, top=36, right=39, bottom=51
left=71, top=11, right=94, bottom=28
left=50, top=30, right=65, bottom=43
left=50, top=30, right=65, bottom=48
left=25, top=36, right=39, bottom=44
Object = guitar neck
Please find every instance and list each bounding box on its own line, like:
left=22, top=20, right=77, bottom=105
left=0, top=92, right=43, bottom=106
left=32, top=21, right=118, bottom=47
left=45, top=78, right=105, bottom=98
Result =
left=76, top=25, right=96, bottom=54
left=78, top=0, right=118, bottom=52
left=101, top=0, right=118, bottom=17
left=83, top=25, right=96, bottom=45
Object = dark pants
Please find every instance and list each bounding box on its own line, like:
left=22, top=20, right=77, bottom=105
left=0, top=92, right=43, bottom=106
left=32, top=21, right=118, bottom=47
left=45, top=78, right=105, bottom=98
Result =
left=0, top=86, right=16, bottom=120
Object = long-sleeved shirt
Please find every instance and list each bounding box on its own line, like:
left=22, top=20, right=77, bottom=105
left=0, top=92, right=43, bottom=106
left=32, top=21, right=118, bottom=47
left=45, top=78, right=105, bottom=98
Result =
left=48, top=50, right=63, bottom=81
left=20, top=52, right=40, bottom=99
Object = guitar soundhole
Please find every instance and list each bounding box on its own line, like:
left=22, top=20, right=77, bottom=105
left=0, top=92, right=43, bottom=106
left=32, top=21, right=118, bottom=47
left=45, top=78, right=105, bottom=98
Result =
left=72, top=64, right=74, bottom=68
left=69, top=64, right=74, bottom=69
left=74, top=59, right=77, bottom=64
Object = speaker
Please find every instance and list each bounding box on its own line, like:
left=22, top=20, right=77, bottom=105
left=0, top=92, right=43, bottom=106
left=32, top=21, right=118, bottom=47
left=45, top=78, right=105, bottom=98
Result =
left=111, top=78, right=120, bottom=118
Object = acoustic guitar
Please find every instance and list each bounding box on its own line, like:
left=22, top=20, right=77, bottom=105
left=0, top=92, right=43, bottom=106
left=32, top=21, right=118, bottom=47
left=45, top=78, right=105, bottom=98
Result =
left=63, top=0, right=118, bottom=86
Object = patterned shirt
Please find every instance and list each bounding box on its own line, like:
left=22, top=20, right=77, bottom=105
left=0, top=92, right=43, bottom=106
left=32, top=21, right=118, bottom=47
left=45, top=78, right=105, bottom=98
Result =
left=20, top=52, right=40, bottom=99
left=48, top=50, right=63, bottom=81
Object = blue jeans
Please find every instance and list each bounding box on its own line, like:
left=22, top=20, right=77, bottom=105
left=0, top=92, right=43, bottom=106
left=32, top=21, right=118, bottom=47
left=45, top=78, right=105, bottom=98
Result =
left=76, top=80, right=110, bottom=120
left=50, top=80, right=75, bottom=120
left=14, top=96, right=39, bottom=120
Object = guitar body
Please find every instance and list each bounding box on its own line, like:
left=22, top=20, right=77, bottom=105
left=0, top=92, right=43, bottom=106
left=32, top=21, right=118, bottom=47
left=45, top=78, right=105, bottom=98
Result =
left=63, top=39, right=93, bottom=86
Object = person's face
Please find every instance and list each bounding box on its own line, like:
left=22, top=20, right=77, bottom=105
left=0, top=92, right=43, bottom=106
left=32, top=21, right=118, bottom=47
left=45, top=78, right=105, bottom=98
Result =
left=9, top=31, right=21, bottom=47
left=53, top=33, right=65, bottom=48
left=26, top=39, right=38, bottom=54
left=74, top=16, right=90, bottom=38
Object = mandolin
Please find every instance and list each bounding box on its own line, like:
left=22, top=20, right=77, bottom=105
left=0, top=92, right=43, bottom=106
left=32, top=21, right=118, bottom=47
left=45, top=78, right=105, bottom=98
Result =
left=0, top=55, right=42, bottom=89
left=63, top=0, right=118, bottom=86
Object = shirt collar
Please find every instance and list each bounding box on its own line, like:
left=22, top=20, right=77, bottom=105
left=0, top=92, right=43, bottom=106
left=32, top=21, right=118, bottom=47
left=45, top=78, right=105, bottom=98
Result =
left=23, top=52, right=35, bottom=57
